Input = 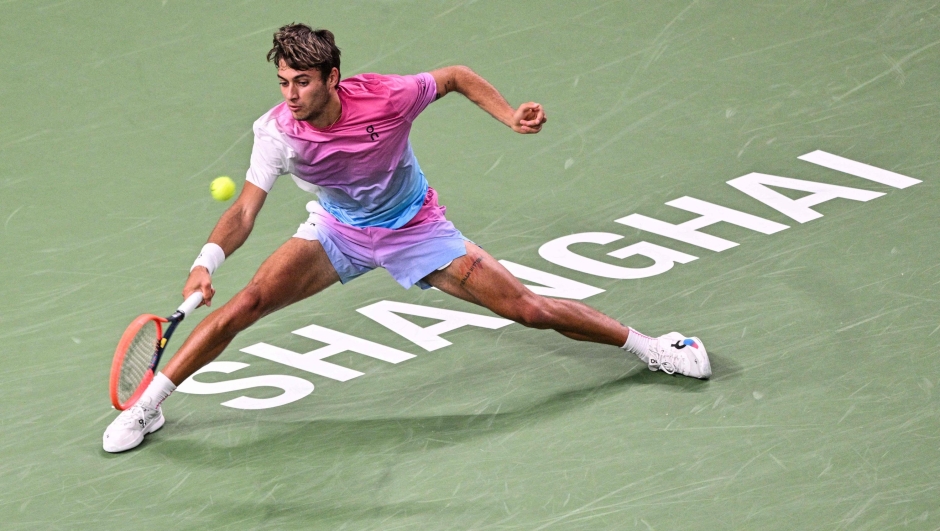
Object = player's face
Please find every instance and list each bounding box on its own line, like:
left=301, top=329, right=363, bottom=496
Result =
left=277, top=62, right=337, bottom=124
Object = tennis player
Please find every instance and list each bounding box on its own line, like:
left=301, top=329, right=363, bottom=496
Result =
left=104, top=24, right=711, bottom=452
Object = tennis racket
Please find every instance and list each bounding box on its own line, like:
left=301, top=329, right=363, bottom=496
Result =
left=109, top=292, right=204, bottom=410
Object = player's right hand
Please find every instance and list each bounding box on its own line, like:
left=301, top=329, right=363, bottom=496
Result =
left=184, top=267, right=215, bottom=308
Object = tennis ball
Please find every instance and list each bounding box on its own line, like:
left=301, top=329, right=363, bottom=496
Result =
left=210, top=176, right=236, bottom=201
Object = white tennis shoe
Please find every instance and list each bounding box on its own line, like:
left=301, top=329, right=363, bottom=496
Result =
left=102, top=400, right=165, bottom=453
left=647, top=332, right=711, bottom=379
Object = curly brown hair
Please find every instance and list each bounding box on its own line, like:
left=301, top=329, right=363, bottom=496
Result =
left=267, top=23, right=341, bottom=84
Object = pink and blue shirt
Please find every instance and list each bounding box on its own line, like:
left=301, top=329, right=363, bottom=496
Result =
left=246, top=72, right=439, bottom=229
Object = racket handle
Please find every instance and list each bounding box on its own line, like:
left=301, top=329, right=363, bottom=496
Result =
left=177, top=292, right=204, bottom=316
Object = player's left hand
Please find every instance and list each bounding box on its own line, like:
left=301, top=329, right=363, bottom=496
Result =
left=511, top=102, right=547, bottom=134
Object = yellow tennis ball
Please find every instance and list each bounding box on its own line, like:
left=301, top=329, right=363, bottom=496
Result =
left=210, top=176, right=236, bottom=201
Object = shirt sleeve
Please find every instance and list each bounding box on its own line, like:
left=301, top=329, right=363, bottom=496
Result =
left=245, top=117, right=290, bottom=193
left=387, top=72, right=439, bottom=123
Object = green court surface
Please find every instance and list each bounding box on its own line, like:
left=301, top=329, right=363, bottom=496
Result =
left=3, top=1, right=940, bottom=529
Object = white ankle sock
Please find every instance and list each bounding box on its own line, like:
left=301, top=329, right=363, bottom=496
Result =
left=622, top=327, right=654, bottom=363
left=138, top=372, right=177, bottom=408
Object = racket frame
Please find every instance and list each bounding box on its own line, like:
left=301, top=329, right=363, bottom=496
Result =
left=108, top=309, right=189, bottom=410
left=108, top=293, right=203, bottom=410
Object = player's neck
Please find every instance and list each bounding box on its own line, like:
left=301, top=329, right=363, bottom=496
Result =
left=306, top=93, right=343, bottom=130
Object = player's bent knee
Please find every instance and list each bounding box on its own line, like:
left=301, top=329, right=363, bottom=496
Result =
left=222, top=285, right=271, bottom=329
left=506, top=297, right=554, bottom=329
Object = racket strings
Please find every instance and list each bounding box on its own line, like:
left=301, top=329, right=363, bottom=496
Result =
left=117, top=320, right=159, bottom=403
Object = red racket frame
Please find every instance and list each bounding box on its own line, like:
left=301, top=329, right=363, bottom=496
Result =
left=109, top=314, right=167, bottom=410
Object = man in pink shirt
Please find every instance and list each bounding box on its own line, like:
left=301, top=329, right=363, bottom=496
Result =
left=103, top=24, right=711, bottom=453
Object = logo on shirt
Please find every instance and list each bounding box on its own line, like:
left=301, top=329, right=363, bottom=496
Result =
left=366, top=125, right=380, bottom=142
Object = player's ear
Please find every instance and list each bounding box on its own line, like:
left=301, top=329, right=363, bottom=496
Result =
left=328, top=67, right=340, bottom=89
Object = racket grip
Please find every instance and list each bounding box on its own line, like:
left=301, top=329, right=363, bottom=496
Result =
left=177, top=292, right=204, bottom=316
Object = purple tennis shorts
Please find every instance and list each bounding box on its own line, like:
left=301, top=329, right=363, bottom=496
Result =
left=293, top=187, right=469, bottom=289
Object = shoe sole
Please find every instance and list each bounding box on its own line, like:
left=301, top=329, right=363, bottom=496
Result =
left=103, top=412, right=165, bottom=453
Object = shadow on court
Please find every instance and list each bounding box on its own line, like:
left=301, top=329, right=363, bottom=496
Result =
left=142, top=368, right=713, bottom=461
left=201, top=498, right=452, bottom=529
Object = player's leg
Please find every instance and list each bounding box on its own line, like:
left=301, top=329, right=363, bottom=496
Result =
left=104, top=238, right=339, bottom=453
left=423, top=242, right=710, bottom=378
left=424, top=242, right=628, bottom=346
left=162, top=237, right=340, bottom=385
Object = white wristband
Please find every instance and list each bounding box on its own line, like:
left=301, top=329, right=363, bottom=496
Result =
left=190, top=243, right=225, bottom=275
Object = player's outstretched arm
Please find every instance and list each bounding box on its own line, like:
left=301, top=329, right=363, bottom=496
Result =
left=429, top=65, right=547, bottom=134
left=184, top=182, right=267, bottom=307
